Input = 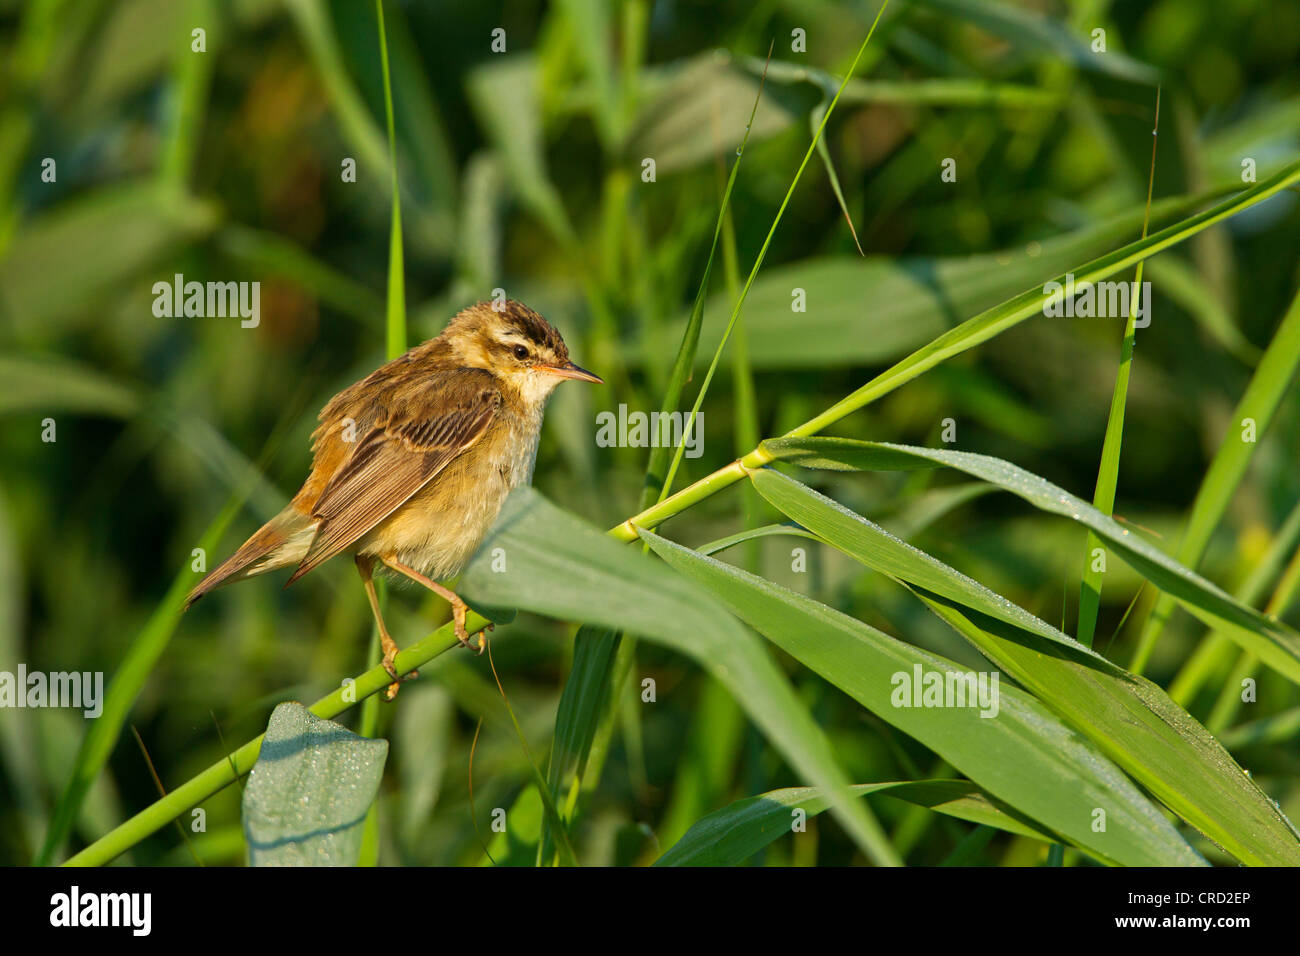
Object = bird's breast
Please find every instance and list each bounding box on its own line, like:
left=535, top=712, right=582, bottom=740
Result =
left=362, top=406, right=545, bottom=581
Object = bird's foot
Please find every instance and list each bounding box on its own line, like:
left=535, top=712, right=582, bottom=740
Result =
left=380, top=639, right=418, bottom=702
left=453, top=607, right=488, bottom=654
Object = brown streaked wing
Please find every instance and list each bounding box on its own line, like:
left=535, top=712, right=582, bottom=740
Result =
left=286, top=368, right=502, bottom=584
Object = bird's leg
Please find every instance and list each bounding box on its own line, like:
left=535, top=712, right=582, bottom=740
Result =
left=355, top=555, right=416, bottom=700
left=381, top=555, right=483, bottom=653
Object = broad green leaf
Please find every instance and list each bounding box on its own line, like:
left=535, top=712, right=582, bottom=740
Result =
left=748, top=468, right=1300, bottom=865
left=242, top=703, right=388, bottom=867
left=764, top=438, right=1300, bottom=687
left=467, top=56, right=574, bottom=245
left=655, top=780, right=1056, bottom=867
left=913, top=0, right=1158, bottom=84
left=641, top=528, right=1202, bottom=866
left=0, top=182, right=218, bottom=334
left=624, top=53, right=801, bottom=175
left=457, top=487, right=900, bottom=865
left=913, top=594, right=1300, bottom=867
left=0, top=355, right=140, bottom=417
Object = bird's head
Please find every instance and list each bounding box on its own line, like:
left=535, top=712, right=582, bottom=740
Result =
left=443, top=300, right=603, bottom=404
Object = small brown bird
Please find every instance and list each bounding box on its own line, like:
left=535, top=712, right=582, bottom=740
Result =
left=185, top=300, right=602, bottom=698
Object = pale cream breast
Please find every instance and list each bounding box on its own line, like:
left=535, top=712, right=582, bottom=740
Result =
left=357, top=403, right=544, bottom=581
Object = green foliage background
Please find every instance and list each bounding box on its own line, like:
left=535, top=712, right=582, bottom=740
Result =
left=2, top=0, right=1299, bottom=866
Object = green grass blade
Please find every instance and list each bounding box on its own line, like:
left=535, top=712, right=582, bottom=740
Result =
left=375, top=0, right=405, bottom=358
left=747, top=468, right=1300, bottom=865
left=640, top=529, right=1202, bottom=866
left=787, top=158, right=1300, bottom=439
left=1078, top=87, right=1162, bottom=647
left=540, top=624, right=619, bottom=865
left=765, top=438, right=1300, bottom=687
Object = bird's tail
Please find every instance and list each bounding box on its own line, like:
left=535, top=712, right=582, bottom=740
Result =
left=185, top=506, right=318, bottom=609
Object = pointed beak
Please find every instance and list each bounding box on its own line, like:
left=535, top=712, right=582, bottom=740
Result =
left=538, top=361, right=604, bottom=384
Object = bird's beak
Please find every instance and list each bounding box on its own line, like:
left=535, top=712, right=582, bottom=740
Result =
left=538, top=361, right=604, bottom=384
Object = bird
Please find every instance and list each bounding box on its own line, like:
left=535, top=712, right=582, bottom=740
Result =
left=184, top=299, right=602, bottom=699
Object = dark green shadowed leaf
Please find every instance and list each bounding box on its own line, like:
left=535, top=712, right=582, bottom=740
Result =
left=639, top=529, right=1203, bottom=866
left=656, top=780, right=1055, bottom=867
left=540, top=624, right=619, bottom=864
left=242, top=703, right=388, bottom=867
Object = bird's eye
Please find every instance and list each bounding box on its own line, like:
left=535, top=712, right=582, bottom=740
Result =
left=512, top=344, right=529, bottom=360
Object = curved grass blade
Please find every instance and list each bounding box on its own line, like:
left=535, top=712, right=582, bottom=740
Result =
left=764, top=437, right=1300, bottom=687
left=640, top=529, right=1203, bottom=866
left=747, top=468, right=1300, bottom=865
left=655, top=780, right=1057, bottom=867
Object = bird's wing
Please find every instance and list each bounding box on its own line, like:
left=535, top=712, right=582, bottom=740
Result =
left=286, top=368, right=502, bottom=584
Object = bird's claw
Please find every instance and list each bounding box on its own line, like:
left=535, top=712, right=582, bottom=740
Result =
left=456, top=623, right=490, bottom=654
left=381, top=652, right=418, bottom=702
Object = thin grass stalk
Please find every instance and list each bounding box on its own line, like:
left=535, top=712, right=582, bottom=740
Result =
left=376, top=0, right=405, bottom=358
left=657, top=1, right=892, bottom=505
left=356, top=0, right=406, bottom=865
left=1077, top=87, right=1161, bottom=647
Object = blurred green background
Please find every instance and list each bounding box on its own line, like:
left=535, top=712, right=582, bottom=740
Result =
left=2, top=0, right=1299, bottom=865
